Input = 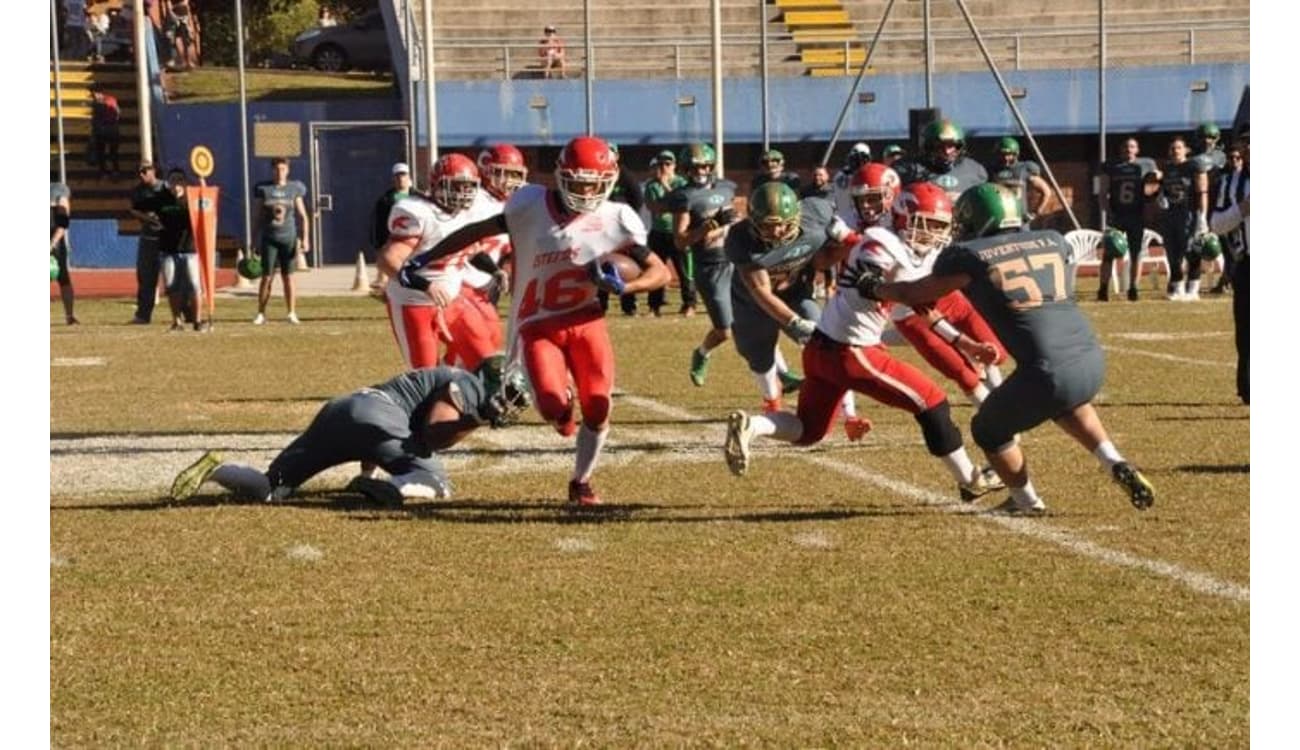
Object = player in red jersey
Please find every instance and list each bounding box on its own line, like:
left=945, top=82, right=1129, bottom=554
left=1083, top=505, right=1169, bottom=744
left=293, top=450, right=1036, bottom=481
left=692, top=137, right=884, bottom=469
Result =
left=398, top=136, right=670, bottom=507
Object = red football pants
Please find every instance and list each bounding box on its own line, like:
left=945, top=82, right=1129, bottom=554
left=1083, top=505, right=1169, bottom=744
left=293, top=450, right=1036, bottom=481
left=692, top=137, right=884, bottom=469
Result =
left=443, top=287, right=504, bottom=372
left=520, top=309, right=615, bottom=431
left=894, top=291, right=1008, bottom=392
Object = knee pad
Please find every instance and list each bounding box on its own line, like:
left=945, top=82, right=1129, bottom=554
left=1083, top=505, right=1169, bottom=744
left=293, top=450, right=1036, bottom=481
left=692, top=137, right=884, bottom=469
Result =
left=970, top=409, right=1014, bottom=454
left=915, top=401, right=963, bottom=457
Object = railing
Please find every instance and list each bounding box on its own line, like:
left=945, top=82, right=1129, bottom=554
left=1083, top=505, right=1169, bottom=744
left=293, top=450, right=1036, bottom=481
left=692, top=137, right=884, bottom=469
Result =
left=425, top=19, right=1249, bottom=80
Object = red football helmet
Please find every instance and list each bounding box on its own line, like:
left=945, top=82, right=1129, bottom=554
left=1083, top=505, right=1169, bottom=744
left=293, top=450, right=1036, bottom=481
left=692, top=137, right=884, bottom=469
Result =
left=477, top=144, right=528, bottom=200
left=848, top=163, right=900, bottom=227
left=430, top=153, right=480, bottom=213
left=554, top=136, right=618, bottom=213
left=892, top=182, right=954, bottom=255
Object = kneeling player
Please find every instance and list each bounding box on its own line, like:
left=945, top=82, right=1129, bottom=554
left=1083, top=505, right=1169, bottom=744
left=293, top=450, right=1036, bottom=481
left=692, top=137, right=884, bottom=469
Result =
left=169, top=357, right=529, bottom=505
left=724, top=230, right=1002, bottom=502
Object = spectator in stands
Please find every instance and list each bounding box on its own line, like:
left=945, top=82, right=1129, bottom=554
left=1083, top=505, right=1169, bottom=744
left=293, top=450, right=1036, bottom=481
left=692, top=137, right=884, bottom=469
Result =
left=50, top=182, right=79, bottom=325
left=318, top=6, right=339, bottom=28
left=539, top=25, right=565, bottom=79
left=642, top=150, right=691, bottom=317
left=368, top=162, right=413, bottom=295
left=750, top=149, right=801, bottom=195
left=165, top=0, right=197, bottom=70
left=62, top=0, right=87, bottom=61
left=87, top=6, right=111, bottom=63
left=89, top=86, right=122, bottom=180
left=157, top=168, right=210, bottom=331
left=1210, top=130, right=1248, bottom=404
left=129, top=162, right=168, bottom=324
left=799, top=165, right=833, bottom=200
left=882, top=144, right=905, bottom=168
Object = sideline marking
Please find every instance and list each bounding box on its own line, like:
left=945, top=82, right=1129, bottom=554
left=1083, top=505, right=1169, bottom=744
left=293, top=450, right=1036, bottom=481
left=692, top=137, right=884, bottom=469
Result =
left=52, top=357, right=106, bottom=367
left=620, top=394, right=1249, bottom=604
left=1101, top=345, right=1234, bottom=368
left=1112, top=331, right=1230, bottom=342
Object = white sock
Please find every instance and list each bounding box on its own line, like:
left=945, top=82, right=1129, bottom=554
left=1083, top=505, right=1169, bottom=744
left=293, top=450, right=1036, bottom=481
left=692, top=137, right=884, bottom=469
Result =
left=755, top=410, right=804, bottom=443
left=752, top=365, right=782, bottom=401
left=1187, top=279, right=1201, bottom=296
left=1093, top=441, right=1125, bottom=471
left=984, top=364, right=1004, bottom=388
left=839, top=392, right=857, bottom=419
left=773, top=347, right=789, bottom=375
left=211, top=463, right=271, bottom=501
left=967, top=382, right=989, bottom=408
left=573, top=424, right=609, bottom=483
left=1010, top=479, right=1042, bottom=506
left=940, top=448, right=977, bottom=485
left=696, top=345, right=713, bottom=359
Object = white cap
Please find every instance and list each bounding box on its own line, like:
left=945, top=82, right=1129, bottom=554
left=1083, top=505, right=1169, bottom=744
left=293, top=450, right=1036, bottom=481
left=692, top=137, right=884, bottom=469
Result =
left=851, top=142, right=871, bottom=156
left=392, top=162, right=410, bottom=175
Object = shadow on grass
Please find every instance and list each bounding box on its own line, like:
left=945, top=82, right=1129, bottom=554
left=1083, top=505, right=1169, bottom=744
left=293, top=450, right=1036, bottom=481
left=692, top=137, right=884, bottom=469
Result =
left=1174, top=463, right=1250, bottom=475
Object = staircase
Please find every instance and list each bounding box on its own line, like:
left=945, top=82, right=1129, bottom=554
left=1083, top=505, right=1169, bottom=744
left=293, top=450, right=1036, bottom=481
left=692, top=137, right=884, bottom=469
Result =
left=772, top=0, right=866, bottom=76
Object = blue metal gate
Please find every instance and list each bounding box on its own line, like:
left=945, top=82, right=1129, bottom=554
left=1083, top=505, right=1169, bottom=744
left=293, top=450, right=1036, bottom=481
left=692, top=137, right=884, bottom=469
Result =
left=310, top=123, right=410, bottom=265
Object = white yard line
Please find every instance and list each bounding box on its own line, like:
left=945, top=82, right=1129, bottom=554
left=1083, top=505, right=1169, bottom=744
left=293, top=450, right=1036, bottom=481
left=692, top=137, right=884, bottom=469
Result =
left=620, top=393, right=1249, bottom=604
left=1101, top=344, right=1234, bottom=369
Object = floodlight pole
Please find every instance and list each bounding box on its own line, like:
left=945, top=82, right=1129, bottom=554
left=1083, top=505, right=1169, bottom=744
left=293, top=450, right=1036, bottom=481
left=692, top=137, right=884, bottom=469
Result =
left=951, top=0, right=1081, bottom=230
left=584, top=0, right=594, bottom=135
left=759, top=0, right=769, bottom=151
left=1097, top=0, right=1107, bottom=229
left=423, top=0, right=437, bottom=162
left=234, top=0, right=252, bottom=251
left=923, top=0, right=933, bottom=107
left=820, top=0, right=897, bottom=167
left=711, top=0, right=724, bottom=176
left=50, top=0, right=67, bottom=184
left=404, top=1, right=418, bottom=182
left=133, top=0, right=153, bottom=163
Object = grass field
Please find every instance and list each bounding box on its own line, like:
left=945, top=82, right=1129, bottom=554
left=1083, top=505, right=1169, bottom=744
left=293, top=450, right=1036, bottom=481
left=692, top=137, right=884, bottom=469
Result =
left=166, top=67, right=395, bottom=103
left=50, top=291, right=1249, bottom=746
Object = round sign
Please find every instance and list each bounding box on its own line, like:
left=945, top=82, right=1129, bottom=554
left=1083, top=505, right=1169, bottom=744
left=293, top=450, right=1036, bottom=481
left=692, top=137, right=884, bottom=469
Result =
left=190, top=146, right=215, bottom=178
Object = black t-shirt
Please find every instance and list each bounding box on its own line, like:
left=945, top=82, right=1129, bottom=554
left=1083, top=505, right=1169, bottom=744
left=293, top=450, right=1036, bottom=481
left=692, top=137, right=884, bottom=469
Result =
left=156, top=190, right=193, bottom=255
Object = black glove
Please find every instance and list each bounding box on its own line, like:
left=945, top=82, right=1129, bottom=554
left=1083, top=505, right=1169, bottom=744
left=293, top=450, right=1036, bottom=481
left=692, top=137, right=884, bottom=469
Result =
left=485, top=270, right=509, bottom=306
left=715, top=207, right=738, bottom=226
left=840, top=260, right=885, bottom=301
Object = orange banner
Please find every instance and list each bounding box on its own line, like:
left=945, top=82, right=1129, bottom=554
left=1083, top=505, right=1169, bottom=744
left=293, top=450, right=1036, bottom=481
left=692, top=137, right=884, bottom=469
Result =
left=187, top=185, right=219, bottom=318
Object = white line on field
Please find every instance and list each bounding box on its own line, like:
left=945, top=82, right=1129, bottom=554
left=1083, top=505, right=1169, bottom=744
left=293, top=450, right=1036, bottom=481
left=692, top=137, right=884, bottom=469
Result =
left=619, top=394, right=1249, bottom=604
left=52, top=357, right=106, bottom=367
left=1111, top=331, right=1231, bottom=342
left=1101, top=345, right=1234, bottom=368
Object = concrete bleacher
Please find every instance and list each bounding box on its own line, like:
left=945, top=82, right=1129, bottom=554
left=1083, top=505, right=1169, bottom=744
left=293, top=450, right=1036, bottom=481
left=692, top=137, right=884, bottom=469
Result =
left=404, top=0, right=1247, bottom=80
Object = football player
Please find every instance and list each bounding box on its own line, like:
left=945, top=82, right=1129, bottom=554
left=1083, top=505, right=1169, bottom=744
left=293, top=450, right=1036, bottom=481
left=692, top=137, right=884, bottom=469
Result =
left=830, top=141, right=873, bottom=227
left=169, top=357, right=531, bottom=505
left=859, top=183, right=1156, bottom=516
left=726, top=182, right=868, bottom=436
left=379, top=153, right=492, bottom=369
left=989, top=137, right=1050, bottom=222
left=723, top=202, right=1003, bottom=503
left=670, top=142, right=799, bottom=393
left=749, top=148, right=801, bottom=195
left=1154, top=136, right=1211, bottom=300
left=874, top=181, right=1008, bottom=407
left=1098, top=137, right=1159, bottom=301
left=894, top=119, right=988, bottom=202
left=252, top=157, right=310, bottom=325
left=396, top=136, right=671, bottom=507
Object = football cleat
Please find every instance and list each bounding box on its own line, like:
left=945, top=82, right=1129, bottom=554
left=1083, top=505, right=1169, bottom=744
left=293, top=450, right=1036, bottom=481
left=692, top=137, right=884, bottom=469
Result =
left=959, top=467, right=1002, bottom=503
left=724, top=410, right=756, bottom=477
left=778, top=369, right=804, bottom=395
left=689, top=349, right=710, bottom=387
left=1096, top=288, right=1109, bottom=303
left=988, top=495, right=1047, bottom=517
left=170, top=451, right=222, bottom=502
left=843, top=416, right=873, bottom=443
left=1126, top=287, right=1139, bottom=302
left=1111, top=461, right=1155, bottom=510
left=252, top=312, right=266, bottom=325
left=346, top=476, right=405, bottom=507
left=567, top=479, right=602, bottom=507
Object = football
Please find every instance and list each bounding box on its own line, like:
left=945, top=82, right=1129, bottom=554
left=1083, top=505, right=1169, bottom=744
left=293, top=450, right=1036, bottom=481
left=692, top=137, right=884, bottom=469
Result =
left=601, top=252, right=643, bottom=283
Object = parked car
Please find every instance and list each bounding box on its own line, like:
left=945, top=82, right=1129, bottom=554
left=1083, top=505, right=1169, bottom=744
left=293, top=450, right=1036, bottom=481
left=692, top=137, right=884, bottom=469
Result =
left=291, top=10, right=391, bottom=72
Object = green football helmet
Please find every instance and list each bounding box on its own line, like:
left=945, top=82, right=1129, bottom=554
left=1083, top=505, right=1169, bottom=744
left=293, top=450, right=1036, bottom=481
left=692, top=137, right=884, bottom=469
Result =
left=997, top=136, right=1021, bottom=156
left=476, top=354, right=532, bottom=428
left=679, top=143, right=717, bottom=186
left=1196, top=122, right=1221, bottom=142
left=953, top=183, right=1022, bottom=240
left=1191, top=233, right=1222, bottom=260
left=50, top=254, right=60, bottom=281
left=237, top=254, right=263, bottom=280
left=749, top=182, right=801, bottom=245
left=922, top=119, right=966, bottom=166
left=1102, top=228, right=1129, bottom=260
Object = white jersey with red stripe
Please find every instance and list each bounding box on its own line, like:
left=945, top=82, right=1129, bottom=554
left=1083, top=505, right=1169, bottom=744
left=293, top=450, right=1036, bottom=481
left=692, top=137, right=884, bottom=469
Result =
left=385, top=195, right=493, bottom=306
left=461, top=189, right=513, bottom=290
left=867, top=230, right=940, bottom=322
left=504, top=184, right=648, bottom=331
left=816, top=226, right=909, bottom=346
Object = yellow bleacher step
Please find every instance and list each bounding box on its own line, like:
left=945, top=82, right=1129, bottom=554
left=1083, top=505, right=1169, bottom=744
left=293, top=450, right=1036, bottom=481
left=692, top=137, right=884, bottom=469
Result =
left=784, top=10, right=851, bottom=26
left=791, top=29, right=855, bottom=44
left=51, top=88, right=137, bottom=103
left=49, top=69, right=137, bottom=85
left=776, top=0, right=843, bottom=9
left=800, top=47, right=866, bottom=66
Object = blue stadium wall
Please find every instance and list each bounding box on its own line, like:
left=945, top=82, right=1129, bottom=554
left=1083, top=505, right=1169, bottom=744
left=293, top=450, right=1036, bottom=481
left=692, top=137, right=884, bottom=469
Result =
left=130, top=62, right=1248, bottom=268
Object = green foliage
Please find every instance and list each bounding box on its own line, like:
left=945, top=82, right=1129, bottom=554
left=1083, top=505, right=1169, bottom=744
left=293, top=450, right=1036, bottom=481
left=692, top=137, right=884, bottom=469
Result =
left=199, top=0, right=323, bottom=67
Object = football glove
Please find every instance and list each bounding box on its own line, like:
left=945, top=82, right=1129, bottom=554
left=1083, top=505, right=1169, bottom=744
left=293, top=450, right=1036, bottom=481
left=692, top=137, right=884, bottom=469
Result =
left=485, top=270, right=509, bottom=306
left=781, top=316, right=817, bottom=346
left=715, top=207, right=738, bottom=226
left=842, top=261, right=886, bottom=301
left=587, top=260, right=626, bottom=295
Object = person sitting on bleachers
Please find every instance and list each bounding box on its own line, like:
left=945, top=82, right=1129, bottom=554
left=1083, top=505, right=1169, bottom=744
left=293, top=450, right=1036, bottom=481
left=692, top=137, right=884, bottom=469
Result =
left=539, top=25, right=566, bottom=79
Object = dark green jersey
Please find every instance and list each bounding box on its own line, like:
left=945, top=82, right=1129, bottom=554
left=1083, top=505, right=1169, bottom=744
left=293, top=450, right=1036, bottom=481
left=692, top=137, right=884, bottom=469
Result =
left=1193, top=147, right=1226, bottom=175
left=643, top=175, right=687, bottom=232
left=254, top=180, right=308, bottom=242
left=990, top=160, right=1042, bottom=206
left=727, top=197, right=848, bottom=301
left=933, top=229, right=1099, bottom=371
left=1103, top=158, right=1156, bottom=216
left=373, top=367, right=489, bottom=432
left=131, top=181, right=168, bottom=241
left=667, top=179, right=738, bottom=254
left=156, top=190, right=193, bottom=255
left=1159, top=159, right=1202, bottom=212
left=896, top=157, right=988, bottom=202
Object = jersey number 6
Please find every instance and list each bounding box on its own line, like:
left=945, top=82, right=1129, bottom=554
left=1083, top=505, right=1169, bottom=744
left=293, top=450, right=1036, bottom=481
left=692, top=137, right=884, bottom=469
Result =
left=517, top=267, right=592, bottom=319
